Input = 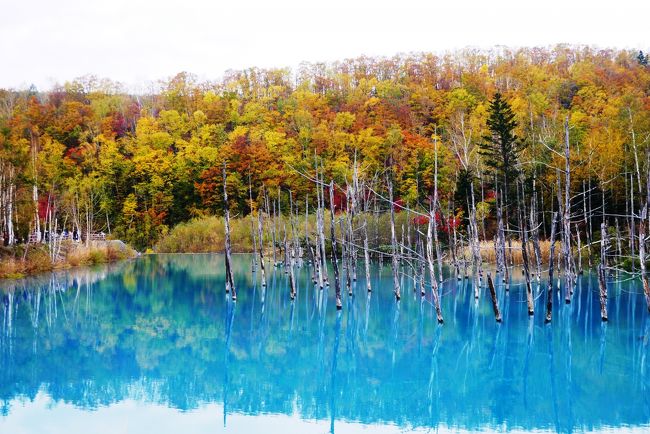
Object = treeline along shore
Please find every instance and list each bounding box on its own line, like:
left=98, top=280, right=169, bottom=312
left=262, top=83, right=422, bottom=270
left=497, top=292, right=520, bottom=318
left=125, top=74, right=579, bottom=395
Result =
left=2, top=46, right=650, bottom=301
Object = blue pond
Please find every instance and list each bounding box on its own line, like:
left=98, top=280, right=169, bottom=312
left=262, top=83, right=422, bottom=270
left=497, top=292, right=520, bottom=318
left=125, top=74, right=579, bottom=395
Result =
left=0, top=254, right=649, bottom=433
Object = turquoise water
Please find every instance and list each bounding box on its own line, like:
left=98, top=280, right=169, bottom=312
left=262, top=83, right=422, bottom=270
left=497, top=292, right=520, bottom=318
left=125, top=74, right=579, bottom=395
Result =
left=1, top=254, right=649, bottom=433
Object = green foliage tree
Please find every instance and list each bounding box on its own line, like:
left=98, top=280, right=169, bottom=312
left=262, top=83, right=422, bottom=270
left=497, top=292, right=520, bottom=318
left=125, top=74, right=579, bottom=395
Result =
left=479, top=92, right=526, bottom=199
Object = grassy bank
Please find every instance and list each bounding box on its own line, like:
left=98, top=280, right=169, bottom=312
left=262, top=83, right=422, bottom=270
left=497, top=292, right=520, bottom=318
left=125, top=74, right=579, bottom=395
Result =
left=156, top=215, right=598, bottom=269
left=154, top=213, right=422, bottom=254
left=0, top=241, right=138, bottom=279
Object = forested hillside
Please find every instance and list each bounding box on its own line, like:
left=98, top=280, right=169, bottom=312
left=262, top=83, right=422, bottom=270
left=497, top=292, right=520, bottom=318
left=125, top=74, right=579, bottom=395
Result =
left=1, top=46, right=649, bottom=250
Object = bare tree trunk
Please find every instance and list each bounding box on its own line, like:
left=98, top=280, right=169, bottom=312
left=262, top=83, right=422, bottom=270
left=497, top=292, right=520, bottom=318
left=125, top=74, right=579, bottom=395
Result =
left=289, top=190, right=301, bottom=262
left=557, top=175, right=572, bottom=304
left=583, top=180, right=593, bottom=269
left=388, top=178, right=401, bottom=301
left=531, top=178, right=543, bottom=281
left=469, top=183, right=483, bottom=285
left=433, top=132, right=443, bottom=282
left=427, top=208, right=443, bottom=323
left=487, top=273, right=502, bottom=323
left=249, top=176, right=257, bottom=272
left=329, top=180, right=342, bottom=310
left=639, top=156, right=650, bottom=312
left=317, top=167, right=329, bottom=286
left=279, top=187, right=289, bottom=272
left=314, top=185, right=324, bottom=289
left=562, top=118, right=575, bottom=302
left=630, top=173, right=637, bottom=272
left=615, top=219, right=623, bottom=268
left=285, top=223, right=296, bottom=300
left=599, top=222, right=609, bottom=321
left=340, top=218, right=351, bottom=296
left=575, top=224, right=583, bottom=275
left=518, top=184, right=534, bottom=316
left=223, top=164, right=236, bottom=301
left=363, top=218, right=372, bottom=292
left=0, top=162, right=16, bottom=245
left=497, top=190, right=509, bottom=286
left=257, top=210, right=267, bottom=288
left=545, top=212, right=559, bottom=323
left=272, top=198, right=278, bottom=266
left=638, top=205, right=650, bottom=312
left=33, top=184, right=41, bottom=242
left=345, top=188, right=355, bottom=296
left=448, top=200, right=460, bottom=280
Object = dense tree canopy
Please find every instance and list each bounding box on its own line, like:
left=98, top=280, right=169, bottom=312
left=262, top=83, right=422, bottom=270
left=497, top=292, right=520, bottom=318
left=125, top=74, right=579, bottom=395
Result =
left=0, top=46, right=649, bottom=250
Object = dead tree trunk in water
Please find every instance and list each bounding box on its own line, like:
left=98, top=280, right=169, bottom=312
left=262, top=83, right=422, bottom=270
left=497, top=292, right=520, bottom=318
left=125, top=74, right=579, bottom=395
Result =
left=554, top=118, right=575, bottom=303
left=313, top=181, right=324, bottom=289
left=388, top=178, right=401, bottom=301
left=497, top=190, right=509, bottom=286
left=599, top=222, right=609, bottom=321
left=640, top=151, right=650, bottom=312
left=249, top=176, right=257, bottom=272
left=356, top=168, right=372, bottom=293
left=418, top=237, right=426, bottom=296
left=575, top=223, right=583, bottom=275
left=363, top=217, right=372, bottom=293
left=629, top=173, right=636, bottom=273
left=345, top=186, right=355, bottom=296
left=582, top=180, right=593, bottom=269
left=317, top=167, right=329, bottom=286
left=257, top=210, right=267, bottom=288
left=271, top=198, right=278, bottom=267
left=487, top=273, right=502, bottom=323
left=427, top=209, right=443, bottom=323
left=531, top=177, right=543, bottom=281
left=448, top=200, right=461, bottom=279
left=285, top=223, right=297, bottom=300
left=279, top=187, right=289, bottom=272
left=340, top=218, right=351, bottom=296
left=545, top=212, right=559, bottom=323
left=433, top=134, right=443, bottom=282
left=223, top=164, right=236, bottom=301
left=518, top=183, right=534, bottom=315
left=557, top=170, right=573, bottom=304
left=469, top=182, right=483, bottom=284
left=639, top=204, right=650, bottom=312
left=329, top=180, right=343, bottom=310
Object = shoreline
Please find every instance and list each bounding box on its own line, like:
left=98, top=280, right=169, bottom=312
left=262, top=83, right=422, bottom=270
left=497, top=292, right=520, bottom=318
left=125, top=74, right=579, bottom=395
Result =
left=0, top=241, right=138, bottom=280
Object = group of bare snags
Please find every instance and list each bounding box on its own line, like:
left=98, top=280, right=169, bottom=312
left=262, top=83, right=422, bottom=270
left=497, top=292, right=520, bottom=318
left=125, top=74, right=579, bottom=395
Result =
left=221, top=133, right=650, bottom=326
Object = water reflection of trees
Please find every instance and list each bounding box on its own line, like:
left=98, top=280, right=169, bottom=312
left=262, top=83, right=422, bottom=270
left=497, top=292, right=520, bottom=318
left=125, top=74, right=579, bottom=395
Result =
left=0, top=254, right=649, bottom=430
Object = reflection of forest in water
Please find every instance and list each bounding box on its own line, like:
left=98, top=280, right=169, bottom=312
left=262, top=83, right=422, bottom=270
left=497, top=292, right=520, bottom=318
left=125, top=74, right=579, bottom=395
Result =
left=1, top=254, right=649, bottom=431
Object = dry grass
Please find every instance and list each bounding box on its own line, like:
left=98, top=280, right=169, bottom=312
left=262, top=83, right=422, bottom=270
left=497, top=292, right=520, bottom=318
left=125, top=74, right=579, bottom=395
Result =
left=464, top=240, right=561, bottom=265
left=0, top=241, right=137, bottom=279
left=155, top=214, right=578, bottom=268
left=155, top=212, right=417, bottom=253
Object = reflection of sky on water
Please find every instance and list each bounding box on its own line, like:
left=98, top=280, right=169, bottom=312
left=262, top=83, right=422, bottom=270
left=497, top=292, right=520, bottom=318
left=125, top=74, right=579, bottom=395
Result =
left=2, top=391, right=648, bottom=434
left=1, top=254, right=649, bottom=433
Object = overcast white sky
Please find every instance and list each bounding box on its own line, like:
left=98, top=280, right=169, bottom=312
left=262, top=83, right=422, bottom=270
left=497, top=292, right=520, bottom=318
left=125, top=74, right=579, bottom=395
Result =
left=1, top=0, right=648, bottom=90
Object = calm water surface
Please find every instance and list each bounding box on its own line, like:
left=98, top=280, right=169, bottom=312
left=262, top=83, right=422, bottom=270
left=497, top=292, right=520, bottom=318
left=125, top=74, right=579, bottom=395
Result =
left=1, top=254, right=649, bottom=433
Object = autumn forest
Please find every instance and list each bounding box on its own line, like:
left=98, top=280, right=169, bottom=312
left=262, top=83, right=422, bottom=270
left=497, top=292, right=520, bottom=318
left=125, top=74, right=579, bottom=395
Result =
left=1, top=46, right=649, bottom=258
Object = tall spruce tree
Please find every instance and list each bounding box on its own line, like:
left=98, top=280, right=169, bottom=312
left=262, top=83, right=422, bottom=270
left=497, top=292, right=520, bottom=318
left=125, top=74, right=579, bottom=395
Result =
left=479, top=92, right=525, bottom=201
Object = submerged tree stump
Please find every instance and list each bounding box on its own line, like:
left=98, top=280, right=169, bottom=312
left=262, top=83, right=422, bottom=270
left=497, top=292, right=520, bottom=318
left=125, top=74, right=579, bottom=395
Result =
left=487, top=273, right=502, bottom=323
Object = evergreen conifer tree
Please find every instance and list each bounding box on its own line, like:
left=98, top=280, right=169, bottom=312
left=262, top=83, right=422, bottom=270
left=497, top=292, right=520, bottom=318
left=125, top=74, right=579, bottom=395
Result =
left=479, top=92, right=525, bottom=201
